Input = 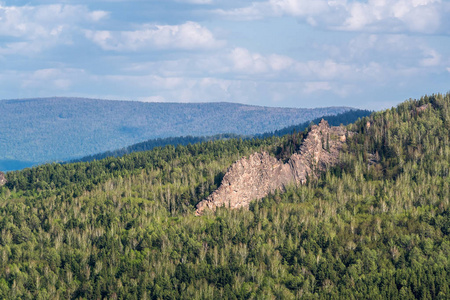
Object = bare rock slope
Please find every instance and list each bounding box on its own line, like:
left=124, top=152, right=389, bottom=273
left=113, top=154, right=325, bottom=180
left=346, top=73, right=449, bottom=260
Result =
left=196, top=120, right=350, bottom=215
left=0, top=171, right=6, bottom=187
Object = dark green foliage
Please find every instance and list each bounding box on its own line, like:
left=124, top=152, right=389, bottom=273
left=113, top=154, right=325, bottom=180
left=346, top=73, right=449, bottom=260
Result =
left=5, top=137, right=279, bottom=208
left=72, top=134, right=243, bottom=163
left=0, top=94, right=449, bottom=299
left=257, top=109, right=372, bottom=138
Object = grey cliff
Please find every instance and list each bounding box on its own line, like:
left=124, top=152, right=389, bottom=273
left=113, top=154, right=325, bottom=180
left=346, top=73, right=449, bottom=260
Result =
left=196, top=120, right=350, bottom=215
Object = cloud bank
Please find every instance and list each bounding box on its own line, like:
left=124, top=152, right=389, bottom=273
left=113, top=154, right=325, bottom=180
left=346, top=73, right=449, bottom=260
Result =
left=0, top=4, right=107, bottom=55
left=215, top=0, right=450, bottom=34
left=0, top=0, right=449, bottom=109
left=85, top=22, right=224, bottom=51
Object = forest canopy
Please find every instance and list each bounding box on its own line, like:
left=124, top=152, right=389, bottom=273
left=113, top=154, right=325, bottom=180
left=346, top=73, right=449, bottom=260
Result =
left=0, top=94, right=449, bottom=299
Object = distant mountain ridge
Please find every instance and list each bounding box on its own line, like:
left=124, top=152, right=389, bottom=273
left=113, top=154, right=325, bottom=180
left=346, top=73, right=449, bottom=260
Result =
left=72, top=109, right=371, bottom=163
left=0, top=97, right=353, bottom=170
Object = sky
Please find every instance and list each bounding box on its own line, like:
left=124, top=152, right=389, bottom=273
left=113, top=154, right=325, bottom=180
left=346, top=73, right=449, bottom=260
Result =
left=0, top=0, right=449, bottom=110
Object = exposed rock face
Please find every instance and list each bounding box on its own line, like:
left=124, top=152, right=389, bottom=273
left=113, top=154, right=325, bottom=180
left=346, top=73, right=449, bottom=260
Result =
left=415, top=104, right=429, bottom=113
left=0, top=171, right=6, bottom=187
left=196, top=120, right=350, bottom=215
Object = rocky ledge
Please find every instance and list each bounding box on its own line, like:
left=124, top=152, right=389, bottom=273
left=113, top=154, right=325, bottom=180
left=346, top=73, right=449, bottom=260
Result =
left=0, top=171, right=6, bottom=187
left=196, top=120, right=350, bottom=215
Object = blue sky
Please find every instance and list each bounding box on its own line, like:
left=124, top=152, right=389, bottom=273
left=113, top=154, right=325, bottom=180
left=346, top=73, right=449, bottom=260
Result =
left=0, top=0, right=449, bottom=109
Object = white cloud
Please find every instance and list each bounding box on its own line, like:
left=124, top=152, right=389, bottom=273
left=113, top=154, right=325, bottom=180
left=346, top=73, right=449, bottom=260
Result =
left=121, top=46, right=387, bottom=82
left=271, top=0, right=330, bottom=17
left=111, top=39, right=449, bottom=105
left=338, top=0, right=443, bottom=33
left=229, top=47, right=271, bottom=74
left=319, top=33, right=446, bottom=76
left=0, top=4, right=108, bottom=38
left=297, top=59, right=353, bottom=80
left=0, top=1, right=447, bottom=109
left=215, top=0, right=449, bottom=34
left=213, top=0, right=338, bottom=22
left=224, top=48, right=355, bottom=80
left=0, top=4, right=108, bottom=55
left=125, top=47, right=352, bottom=81
left=214, top=3, right=272, bottom=21
left=85, top=21, right=225, bottom=51
left=269, top=54, right=296, bottom=71
left=21, top=68, right=86, bottom=90
left=420, top=49, right=441, bottom=67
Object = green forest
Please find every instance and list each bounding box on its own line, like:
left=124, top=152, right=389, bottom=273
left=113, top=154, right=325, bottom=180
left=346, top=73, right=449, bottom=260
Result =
left=0, top=94, right=449, bottom=299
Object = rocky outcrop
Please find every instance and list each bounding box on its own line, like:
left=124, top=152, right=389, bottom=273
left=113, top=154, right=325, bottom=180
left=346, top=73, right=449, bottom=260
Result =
left=415, top=104, right=429, bottom=113
left=0, top=171, right=6, bottom=187
left=196, top=120, right=350, bottom=215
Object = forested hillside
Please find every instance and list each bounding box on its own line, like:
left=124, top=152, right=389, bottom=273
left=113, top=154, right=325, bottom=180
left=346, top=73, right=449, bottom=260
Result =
left=73, top=109, right=371, bottom=163
left=0, top=94, right=449, bottom=299
left=0, top=97, right=351, bottom=170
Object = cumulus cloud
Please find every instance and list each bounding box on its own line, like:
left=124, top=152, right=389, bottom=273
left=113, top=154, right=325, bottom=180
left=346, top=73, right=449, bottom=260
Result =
left=123, top=41, right=445, bottom=86
left=0, top=4, right=108, bottom=37
left=215, top=0, right=450, bottom=34
left=226, top=48, right=355, bottom=81
left=0, top=4, right=108, bottom=55
left=338, top=0, right=444, bottom=33
left=229, top=48, right=272, bottom=74
left=85, top=21, right=225, bottom=51
left=122, top=46, right=354, bottom=81
left=111, top=37, right=448, bottom=106
left=270, top=0, right=331, bottom=17
left=0, top=1, right=447, bottom=109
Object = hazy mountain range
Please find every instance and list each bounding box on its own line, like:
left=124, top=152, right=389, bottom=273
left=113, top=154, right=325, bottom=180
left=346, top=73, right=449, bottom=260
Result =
left=0, top=97, right=354, bottom=170
left=72, top=109, right=371, bottom=163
